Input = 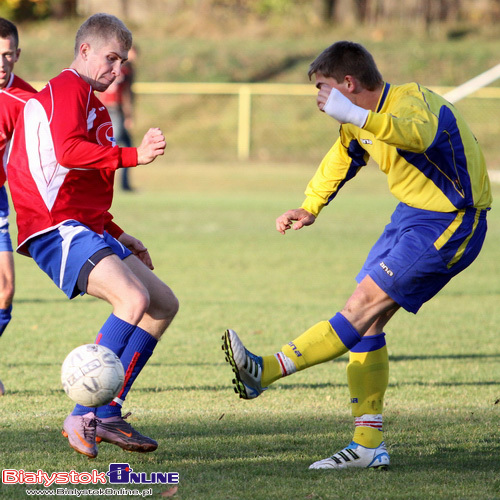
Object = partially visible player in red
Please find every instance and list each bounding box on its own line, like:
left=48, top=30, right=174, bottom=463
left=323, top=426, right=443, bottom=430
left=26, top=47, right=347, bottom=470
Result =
left=7, top=13, right=179, bottom=458
left=0, top=18, right=37, bottom=394
left=99, top=45, right=137, bottom=191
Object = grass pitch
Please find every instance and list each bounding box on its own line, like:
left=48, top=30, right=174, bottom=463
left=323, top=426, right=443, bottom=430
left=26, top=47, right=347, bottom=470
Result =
left=0, top=162, right=499, bottom=499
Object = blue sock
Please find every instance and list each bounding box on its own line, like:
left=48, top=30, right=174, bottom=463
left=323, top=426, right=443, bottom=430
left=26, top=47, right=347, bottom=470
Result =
left=71, top=405, right=96, bottom=416
left=94, top=313, right=137, bottom=357
left=72, top=314, right=136, bottom=417
left=0, top=305, right=12, bottom=336
left=350, top=332, right=387, bottom=352
left=96, top=326, right=157, bottom=418
left=329, top=312, right=362, bottom=350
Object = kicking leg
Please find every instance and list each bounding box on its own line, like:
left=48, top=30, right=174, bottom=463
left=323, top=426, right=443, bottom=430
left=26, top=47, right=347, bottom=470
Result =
left=223, top=276, right=397, bottom=399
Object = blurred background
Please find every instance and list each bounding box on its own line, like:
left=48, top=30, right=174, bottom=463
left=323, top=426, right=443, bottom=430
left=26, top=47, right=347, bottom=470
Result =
left=3, top=0, right=500, bottom=167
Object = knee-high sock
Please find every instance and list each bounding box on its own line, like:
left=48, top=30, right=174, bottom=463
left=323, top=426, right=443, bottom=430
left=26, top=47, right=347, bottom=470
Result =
left=261, top=312, right=361, bottom=387
left=71, top=314, right=136, bottom=416
left=347, top=333, right=389, bottom=448
left=0, top=305, right=12, bottom=336
left=96, top=326, right=157, bottom=418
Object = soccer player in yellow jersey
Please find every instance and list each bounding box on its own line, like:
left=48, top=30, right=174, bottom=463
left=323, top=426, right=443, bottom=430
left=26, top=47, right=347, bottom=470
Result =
left=222, top=41, right=492, bottom=470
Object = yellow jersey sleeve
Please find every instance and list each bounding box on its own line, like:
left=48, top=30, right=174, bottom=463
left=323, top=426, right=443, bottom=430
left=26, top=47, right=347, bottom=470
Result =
left=301, top=135, right=368, bottom=217
left=301, top=83, right=492, bottom=215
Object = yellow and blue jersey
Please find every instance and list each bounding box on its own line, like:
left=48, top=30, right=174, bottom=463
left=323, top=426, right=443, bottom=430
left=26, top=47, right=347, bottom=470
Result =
left=301, top=82, right=492, bottom=217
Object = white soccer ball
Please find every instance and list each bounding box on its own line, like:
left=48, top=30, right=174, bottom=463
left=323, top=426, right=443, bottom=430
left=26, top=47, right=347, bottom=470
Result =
left=61, top=344, right=124, bottom=407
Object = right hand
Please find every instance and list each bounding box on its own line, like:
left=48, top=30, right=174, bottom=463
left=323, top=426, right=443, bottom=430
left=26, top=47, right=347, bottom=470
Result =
left=276, top=208, right=316, bottom=235
left=137, top=127, right=166, bottom=165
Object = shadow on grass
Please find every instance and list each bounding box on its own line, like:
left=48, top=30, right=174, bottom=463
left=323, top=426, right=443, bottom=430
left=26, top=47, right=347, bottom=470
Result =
left=4, top=376, right=499, bottom=398
left=389, top=353, right=500, bottom=361
left=3, top=376, right=499, bottom=397
left=150, top=351, right=500, bottom=367
left=0, top=413, right=498, bottom=477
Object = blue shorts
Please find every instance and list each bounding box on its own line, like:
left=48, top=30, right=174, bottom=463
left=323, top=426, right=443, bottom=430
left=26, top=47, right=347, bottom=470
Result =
left=28, top=221, right=132, bottom=299
left=0, top=186, right=13, bottom=253
left=356, top=203, right=488, bottom=313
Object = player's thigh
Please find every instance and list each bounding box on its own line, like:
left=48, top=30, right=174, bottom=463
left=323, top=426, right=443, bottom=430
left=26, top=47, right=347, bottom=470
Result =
left=86, top=253, right=149, bottom=306
left=122, top=254, right=178, bottom=313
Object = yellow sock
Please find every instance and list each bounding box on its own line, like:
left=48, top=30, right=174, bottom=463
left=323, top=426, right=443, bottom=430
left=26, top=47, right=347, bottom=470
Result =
left=353, top=423, right=383, bottom=448
left=260, top=315, right=361, bottom=387
left=347, top=334, right=389, bottom=448
left=281, top=316, right=360, bottom=370
left=261, top=355, right=282, bottom=387
left=281, top=320, right=349, bottom=370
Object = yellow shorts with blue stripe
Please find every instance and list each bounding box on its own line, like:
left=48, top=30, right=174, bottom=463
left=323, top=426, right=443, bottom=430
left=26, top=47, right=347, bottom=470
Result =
left=356, top=202, right=488, bottom=313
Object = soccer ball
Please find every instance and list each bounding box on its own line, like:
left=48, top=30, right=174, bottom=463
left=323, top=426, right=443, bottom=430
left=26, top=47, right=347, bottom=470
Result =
left=61, top=344, right=124, bottom=407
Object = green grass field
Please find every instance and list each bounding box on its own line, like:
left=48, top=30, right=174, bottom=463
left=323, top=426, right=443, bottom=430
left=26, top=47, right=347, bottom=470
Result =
left=0, top=162, right=499, bottom=499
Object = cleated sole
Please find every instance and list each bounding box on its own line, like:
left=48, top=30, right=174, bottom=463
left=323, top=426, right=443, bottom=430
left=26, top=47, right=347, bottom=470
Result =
left=221, top=331, right=248, bottom=399
left=370, top=464, right=389, bottom=471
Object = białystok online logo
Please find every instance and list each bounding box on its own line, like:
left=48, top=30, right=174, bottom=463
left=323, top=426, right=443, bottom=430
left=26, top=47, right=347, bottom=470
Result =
left=2, top=464, right=179, bottom=487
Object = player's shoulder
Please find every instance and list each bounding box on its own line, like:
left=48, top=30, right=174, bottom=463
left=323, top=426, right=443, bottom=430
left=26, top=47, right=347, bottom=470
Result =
left=8, top=75, right=37, bottom=101
left=49, top=69, right=90, bottom=94
left=385, top=82, right=443, bottom=112
left=12, top=75, right=37, bottom=93
left=387, top=82, right=425, bottom=100
left=388, top=82, right=446, bottom=103
left=0, top=74, right=36, bottom=103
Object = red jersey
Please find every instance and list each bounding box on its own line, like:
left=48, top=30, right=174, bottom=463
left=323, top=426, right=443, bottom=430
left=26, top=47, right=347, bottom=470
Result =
left=0, top=74, right=37, bottom=185
left=7, top=69, right=138, bottom=256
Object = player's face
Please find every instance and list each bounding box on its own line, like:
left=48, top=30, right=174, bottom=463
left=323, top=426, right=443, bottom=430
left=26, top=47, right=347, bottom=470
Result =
left=0, top=36, right=20, bottom=89
left=80, top=38, right=128, bottom=92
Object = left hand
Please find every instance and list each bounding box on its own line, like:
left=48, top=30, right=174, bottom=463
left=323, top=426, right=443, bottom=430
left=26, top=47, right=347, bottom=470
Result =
left=118, top=232, right=154, bottom=270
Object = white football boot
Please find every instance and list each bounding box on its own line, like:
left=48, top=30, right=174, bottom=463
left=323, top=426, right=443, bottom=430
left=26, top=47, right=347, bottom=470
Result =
left=222, top=329, right=266, bottom=399
left=309, top=441, right=389, bottom=470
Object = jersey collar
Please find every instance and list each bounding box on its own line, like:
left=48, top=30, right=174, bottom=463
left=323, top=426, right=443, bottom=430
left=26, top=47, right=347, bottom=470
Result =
left=376, top=82, right=391, bottom=112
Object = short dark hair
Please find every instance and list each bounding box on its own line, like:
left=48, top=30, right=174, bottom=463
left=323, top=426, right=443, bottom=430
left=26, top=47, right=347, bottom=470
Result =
left=308, top=41, right=383, bottom=91
left=0, top=18, right=19, bottom=48
left=74, top=13, right=132, bottom=57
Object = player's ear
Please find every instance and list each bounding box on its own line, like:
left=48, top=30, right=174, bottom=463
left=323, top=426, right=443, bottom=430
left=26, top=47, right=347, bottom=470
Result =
left=15, top=48, right=20, bottom=62
left=79, top=42, right=91, bottom=61
left=344, top=75, right=359, bottom=93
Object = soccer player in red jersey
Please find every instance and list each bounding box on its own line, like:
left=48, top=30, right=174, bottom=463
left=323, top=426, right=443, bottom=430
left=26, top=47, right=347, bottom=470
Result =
left=0, top=18, right=37, bottom=394
left=7, top=14, right=179, bottom=458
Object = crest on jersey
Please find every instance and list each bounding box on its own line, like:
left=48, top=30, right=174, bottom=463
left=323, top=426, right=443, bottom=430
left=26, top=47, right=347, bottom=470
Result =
left=96, top=122, right=115, bottom=146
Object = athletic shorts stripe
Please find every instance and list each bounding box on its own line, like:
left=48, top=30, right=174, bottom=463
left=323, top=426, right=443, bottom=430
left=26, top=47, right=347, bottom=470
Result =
left=446, top=208, right=481, bottom=268
left=0, top=186, right=13, bottom=253
left=28, top=220, right=132, bottom=299
left=356, top=203, right=488, bottom=314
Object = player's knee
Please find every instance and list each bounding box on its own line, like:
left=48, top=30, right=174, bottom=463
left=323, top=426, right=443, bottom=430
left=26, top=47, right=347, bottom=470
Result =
left=165, top=291, right=179, bottom=321
left=155, top=285, right=179, bottom=322
left=0, top=284, right=15, bottom=309
left=128, top=287, right=151, bottom=321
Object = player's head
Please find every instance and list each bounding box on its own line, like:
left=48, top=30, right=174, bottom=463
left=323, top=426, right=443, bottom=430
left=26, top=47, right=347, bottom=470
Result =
left=74, top=13, right=132, bottom=57
left=73, top=13, right=132, bottom=92
left=308, top=41, right=383, bottom=91
left=0, top=18, right=21, bottom=89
